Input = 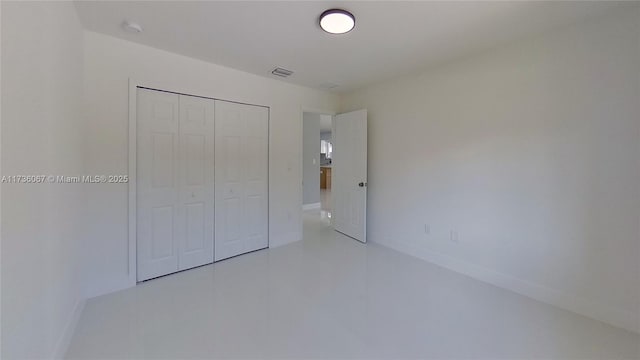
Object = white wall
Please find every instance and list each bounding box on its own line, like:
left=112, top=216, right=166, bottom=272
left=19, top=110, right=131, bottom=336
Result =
left=82, top=31, right=339, bottom=298
left=303, top=113, right=321, bottom=205
left=1, top=2, right=87, bottom=358
left=341, top=7, right=640, bottom=333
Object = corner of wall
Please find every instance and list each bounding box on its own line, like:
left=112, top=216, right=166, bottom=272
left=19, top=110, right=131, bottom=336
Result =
left=52, top=299, right=86, bottom=359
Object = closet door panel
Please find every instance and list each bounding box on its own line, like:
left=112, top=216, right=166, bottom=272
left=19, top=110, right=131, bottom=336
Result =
left=243, top=105, right=269, bottom=253
left=137, top=89, right=180, bottom=281
left=178, top=95, right=215, bottom=270
left=214, top=102, right=245, bottom=260
left=215, top=100, right=268, bottom=261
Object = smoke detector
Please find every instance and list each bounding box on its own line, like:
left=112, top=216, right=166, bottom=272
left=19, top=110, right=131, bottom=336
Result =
left=122, top=21, right=143, bottom=34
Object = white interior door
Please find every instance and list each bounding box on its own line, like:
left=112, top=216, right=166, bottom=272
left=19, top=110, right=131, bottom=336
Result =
left=332, top=109, right=367, bottom=242
left=137, top=89, right=181, bottom=280
left=137, top=89, right=215, bottom=281
left=177, top=95, right=215, bottom=270
left=214, top=100, right=269, bottom=261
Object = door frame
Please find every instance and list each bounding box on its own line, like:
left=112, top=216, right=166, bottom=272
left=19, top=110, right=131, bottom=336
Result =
left=128, top=78, right=270, bottom=286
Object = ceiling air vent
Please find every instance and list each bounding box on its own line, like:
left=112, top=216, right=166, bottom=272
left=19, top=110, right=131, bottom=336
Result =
left=271, top=67, right=294, bottom=77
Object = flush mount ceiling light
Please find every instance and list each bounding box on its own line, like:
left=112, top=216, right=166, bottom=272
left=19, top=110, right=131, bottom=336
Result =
left=122, top=20, right=143, bottom=34
left=319, top=9, right=355, bottom=34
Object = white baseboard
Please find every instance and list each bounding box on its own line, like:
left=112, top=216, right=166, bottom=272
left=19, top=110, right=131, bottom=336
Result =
left=302, top=202, right=321, bottom=210
left=377, top=237, right=640, bottom=334
left=53, top=298, right=86, bottom=359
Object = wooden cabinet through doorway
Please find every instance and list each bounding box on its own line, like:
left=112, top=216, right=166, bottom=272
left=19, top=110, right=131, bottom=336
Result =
left=320, top=167, right=332, bottom=189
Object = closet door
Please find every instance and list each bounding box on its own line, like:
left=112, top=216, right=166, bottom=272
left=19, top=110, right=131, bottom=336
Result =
left=177, top=95, right=215, bottom=270
left=214, top=100, right=268, bottom=261
left=137, top=89, right=180, bottom=281
left=137, top=89, right=215, bottom=281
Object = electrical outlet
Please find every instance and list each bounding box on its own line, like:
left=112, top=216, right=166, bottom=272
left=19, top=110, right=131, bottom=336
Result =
left=450, top=230, right=459, bottom=243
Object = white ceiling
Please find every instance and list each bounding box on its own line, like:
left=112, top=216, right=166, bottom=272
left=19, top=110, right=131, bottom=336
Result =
left=74, top=1, right=629, bottom=93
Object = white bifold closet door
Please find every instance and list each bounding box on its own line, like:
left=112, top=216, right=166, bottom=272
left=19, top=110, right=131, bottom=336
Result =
left=214, top=100, right=269, bottom=261
left=137, top=88, right=214, bottom=281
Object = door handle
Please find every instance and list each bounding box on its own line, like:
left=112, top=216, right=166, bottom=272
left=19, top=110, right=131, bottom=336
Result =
left=358, top=182, right=367, bottom=187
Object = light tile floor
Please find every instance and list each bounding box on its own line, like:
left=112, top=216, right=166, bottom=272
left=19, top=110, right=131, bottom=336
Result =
left=321, top=188, right=331, bottom=212
left=66, top=210, right=640, bottom=359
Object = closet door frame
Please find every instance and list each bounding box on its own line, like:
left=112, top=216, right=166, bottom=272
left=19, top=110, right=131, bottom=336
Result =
left=128, top=78, right=270, bottom=287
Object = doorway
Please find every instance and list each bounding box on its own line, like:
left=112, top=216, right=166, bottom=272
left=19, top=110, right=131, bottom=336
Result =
left=302, top=112, right=333, bottom=222
left=302, top=109, right=368, bottom=243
